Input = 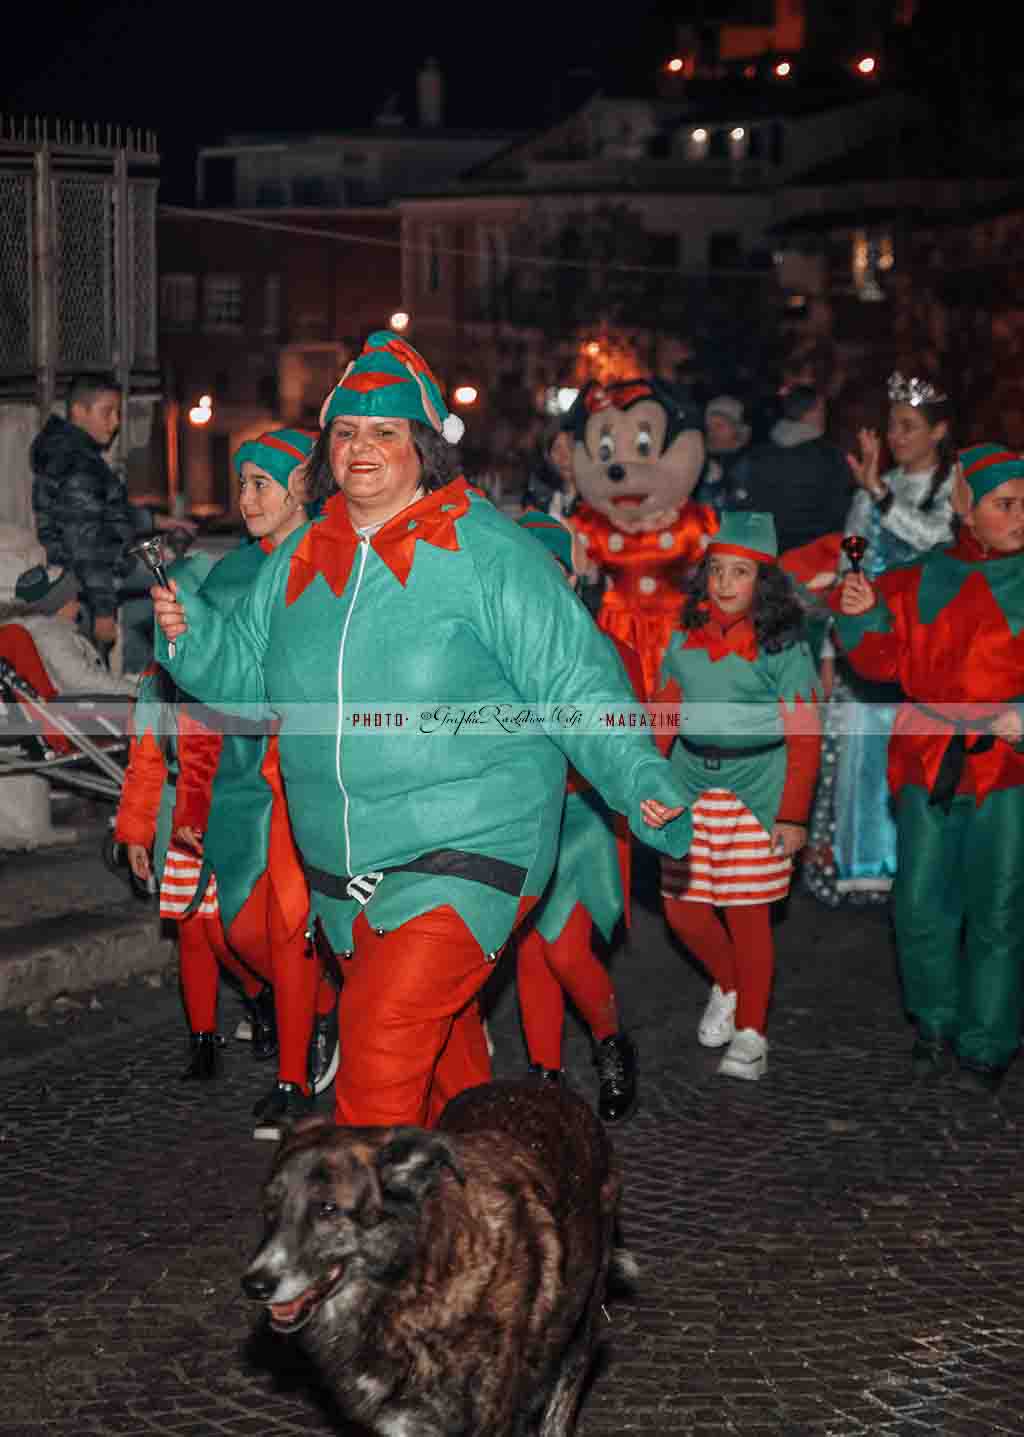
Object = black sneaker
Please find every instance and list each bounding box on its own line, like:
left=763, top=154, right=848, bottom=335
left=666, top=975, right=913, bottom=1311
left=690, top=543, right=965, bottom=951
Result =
left=247, top=986, right=278, bottom=1062
left=956, top=1060, right=1005, bottom=1097
left=594, top=1032, right=638, bottom=1123
left=527, top=1063, right=563, bottom=1084
left=252, top=1081, right=314, bottom=1140
left=308, top=1007, right=340, bottom=1095
left=180, top=1031, right=222, bottom=1082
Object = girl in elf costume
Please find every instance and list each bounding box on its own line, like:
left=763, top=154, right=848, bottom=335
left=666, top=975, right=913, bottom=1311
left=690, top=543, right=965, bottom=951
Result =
left=150, top=330, right=691, bottom=1132
left=514, top=508, right=643, bottom=1123
left=835, top=443, right=1024, bottom=1095
left=658, top=512, right=822, bottom=1081
left=804, top=372, right=956, bottom=908
left=116, top=430, right=338, bottom=1133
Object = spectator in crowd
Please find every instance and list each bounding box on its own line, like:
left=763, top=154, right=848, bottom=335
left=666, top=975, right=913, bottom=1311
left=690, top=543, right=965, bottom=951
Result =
left=29, top=372, right=195, bottom=650
left=731, top=385, right=852, bottom=552
left=694, top=395, right=753, bottom=512
left=522, top=420, right=577, bottom=518
left=0, top=565, right=138, bottom=700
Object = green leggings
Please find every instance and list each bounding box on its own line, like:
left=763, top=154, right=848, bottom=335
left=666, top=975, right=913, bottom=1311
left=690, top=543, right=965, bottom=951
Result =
left=893, top=784, right=1024, bottom=1068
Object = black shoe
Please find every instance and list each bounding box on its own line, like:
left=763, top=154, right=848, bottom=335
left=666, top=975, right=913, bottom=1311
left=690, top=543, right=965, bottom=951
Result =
left=956, top=1060, right=1005, bottom=1097
left=308, top=1006, right=340, bottom=1096
left=528, top=1063, right=563, bottom=1083
left=252, top=1081, right=314, bottom=1139
left=247, top=986, right=278, bottom=1062
left=594, top=1032, right=638, bottom=1123
left=910, top=1034, right=953, bottom=1082
left=181, top=1031, right=222, bottom=1082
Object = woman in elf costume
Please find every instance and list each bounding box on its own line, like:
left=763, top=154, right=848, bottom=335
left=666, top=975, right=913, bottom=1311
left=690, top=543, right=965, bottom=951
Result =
left=150, top=330, right=691, bottom=1131
left=514, top=508, right=643, bottom=1123
left=835, top=443, right=1024, bottom=1094
left=116, top=430, right=338, bottom=1132
left=658, top=512, right=822, bottom=1081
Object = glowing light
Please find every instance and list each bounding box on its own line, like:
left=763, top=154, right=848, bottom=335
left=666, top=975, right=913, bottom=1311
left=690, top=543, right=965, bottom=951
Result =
left=188, top=395, right=213, bottom=426
left=585, top=341, right=601, bottom=357
left=774, top=61, right=792, bottom=77
left=744, top=65, right=756, bottom=78
left=198, top=393, right=212, bottom=408
left=453, top=385, right=479, bottom=406
left=556, top=387, right=579, bottom=412
left=856, top=55, right=877, bottom=74
left=389, top=310, right=410, bottom=331
left=730, top=127, right=746, bottom=141
left=666, top=57, right=684, bottom=73
left=691, top=128, right=708, bottom=143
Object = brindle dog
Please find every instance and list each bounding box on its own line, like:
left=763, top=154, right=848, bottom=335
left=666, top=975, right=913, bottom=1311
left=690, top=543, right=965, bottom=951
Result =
left=242, top=1079, right=626, bottom=1436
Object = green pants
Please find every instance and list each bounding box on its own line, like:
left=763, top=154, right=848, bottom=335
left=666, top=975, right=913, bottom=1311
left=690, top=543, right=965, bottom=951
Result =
left=893, top=784, right=1024, bottom=1069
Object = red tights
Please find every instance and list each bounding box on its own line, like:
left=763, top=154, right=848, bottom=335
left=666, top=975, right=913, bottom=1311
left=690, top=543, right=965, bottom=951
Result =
left=178, top=903, right=335, bottom=1092
left=516, top=902, right=619, bottom=1070
left=664, top=899, right=774, bottom=1034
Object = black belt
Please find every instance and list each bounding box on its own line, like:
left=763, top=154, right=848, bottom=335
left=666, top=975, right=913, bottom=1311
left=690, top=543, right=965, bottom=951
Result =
left=681, top=736, right=785, bottom=770
left=302, top=846, right=528, bottom=901
left=914, top=704, right=996, bottom=812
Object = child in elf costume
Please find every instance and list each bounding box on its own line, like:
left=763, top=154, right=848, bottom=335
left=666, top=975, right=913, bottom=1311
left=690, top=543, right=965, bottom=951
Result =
left=514, top=508, right=643, bottom=1122
left=835, top=443, right=1024, bottom=1094
left=115, top=430, right=338, bottom=1133
left=658, top=512, right=822, bottom=1081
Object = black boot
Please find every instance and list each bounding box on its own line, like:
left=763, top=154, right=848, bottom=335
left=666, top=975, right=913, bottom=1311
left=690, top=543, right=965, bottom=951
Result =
left=956, top=1059, right=1005, bottom=1097
left=307, top=1006, right=340, bottom=1095
left=252, top=1081, right=314, bottom=1139
left=528, top=1063, right=563, bottom=1084
left=594, top=1033, right=637, bottom=1123
left=247, top=986, right=278, bottom=1062
left=181, top=1031, right=221, bottom=1082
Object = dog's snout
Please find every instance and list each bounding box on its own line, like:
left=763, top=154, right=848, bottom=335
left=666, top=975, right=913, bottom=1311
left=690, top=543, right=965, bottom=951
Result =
left=242, top=1267, right=276, bottom=1302
left=607, top=463, right=626, bottom=483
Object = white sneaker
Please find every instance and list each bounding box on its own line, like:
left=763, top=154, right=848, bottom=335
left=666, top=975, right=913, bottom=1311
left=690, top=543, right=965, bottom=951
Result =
left=718, top=1028, right=767, bottom=1081
left=698, top=985, right=737, bottom=1048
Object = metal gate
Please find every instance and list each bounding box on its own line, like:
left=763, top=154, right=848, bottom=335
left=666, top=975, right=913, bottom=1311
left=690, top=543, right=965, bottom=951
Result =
left=0, top=116, right=160, bottom=408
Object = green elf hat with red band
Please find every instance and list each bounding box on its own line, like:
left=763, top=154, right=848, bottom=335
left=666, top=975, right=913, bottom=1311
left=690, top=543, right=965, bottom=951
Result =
left=958, top=443, right=1024, bottom=504
left=319, top=330, right=465, bottom=444
left=707, top=510, right=778, bottom=564
left=233, top=428, right=317, bottom=490
left=516, top=508, right=574, bottom=573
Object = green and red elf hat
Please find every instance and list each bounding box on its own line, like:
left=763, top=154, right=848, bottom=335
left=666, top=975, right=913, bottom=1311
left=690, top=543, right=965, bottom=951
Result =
left=319, top=330, right=465, bottom=444
left=958, top=443, right=1024, bottom=504
left=233, top=428, right=317, bottom=490
left=706, top=510, right=778, bottom=564
left=516, top=508, right=574, bottom=573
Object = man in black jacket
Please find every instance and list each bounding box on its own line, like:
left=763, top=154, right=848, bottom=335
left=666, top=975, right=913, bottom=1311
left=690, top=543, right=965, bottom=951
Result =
left=30, top=373, right=192, bottom=647
left=729, top=386, right=852, bottom=553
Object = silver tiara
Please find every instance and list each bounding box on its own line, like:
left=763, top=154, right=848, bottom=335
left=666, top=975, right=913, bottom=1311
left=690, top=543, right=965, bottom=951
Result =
left=887, top=371, right=948, bottom=407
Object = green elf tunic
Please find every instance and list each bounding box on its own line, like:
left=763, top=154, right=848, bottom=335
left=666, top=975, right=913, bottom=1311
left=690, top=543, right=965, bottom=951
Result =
left=156, top=480, right=691, bottom=957
left=659, top=611, right=821, bottom=905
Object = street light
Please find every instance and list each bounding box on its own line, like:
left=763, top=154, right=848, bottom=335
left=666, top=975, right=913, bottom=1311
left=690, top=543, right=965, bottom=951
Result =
left=188, top=394, right=213, bottom=426
left=453, top=385, right=479, bottom=407
left=774, top=60, right=792, bottom=77
left=389, top=310, right=411, bottom=332
left=856, top=55, right=877, bottom=75
left=666, top=57, right=684, bottom=73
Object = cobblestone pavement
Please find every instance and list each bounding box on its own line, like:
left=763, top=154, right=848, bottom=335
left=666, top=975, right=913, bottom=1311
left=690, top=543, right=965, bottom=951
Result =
left=2, top=867, right=1023, bottom=1436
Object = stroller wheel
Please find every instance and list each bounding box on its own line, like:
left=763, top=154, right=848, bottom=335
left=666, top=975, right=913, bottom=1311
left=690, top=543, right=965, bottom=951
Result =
left=102, top=830, right=124, bottom=875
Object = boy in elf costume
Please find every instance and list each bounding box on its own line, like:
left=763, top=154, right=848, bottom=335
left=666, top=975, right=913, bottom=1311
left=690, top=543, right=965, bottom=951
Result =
left=515, top=508, right=643, bottom=1122
left=835, top=443, right=1024, bottom=1094
left=657, top=512, right=822, bottom=1081
left=116, top=431, right=337, bottom=1132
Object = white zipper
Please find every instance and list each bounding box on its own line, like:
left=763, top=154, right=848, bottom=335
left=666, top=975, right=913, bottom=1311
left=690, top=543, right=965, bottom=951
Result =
left=336, top=538, right=370, bottom=875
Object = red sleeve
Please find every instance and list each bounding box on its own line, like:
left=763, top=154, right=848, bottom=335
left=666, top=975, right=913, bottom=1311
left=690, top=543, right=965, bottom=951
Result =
left=172, top=707, right=223, bottom=833
left=775, top=696, right=822, bottom=825
left=114, top=726, right=167, bottom=846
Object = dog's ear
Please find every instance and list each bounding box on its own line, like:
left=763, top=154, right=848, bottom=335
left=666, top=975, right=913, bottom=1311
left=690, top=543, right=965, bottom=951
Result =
left=375, top=1129, right=466, bottom=1204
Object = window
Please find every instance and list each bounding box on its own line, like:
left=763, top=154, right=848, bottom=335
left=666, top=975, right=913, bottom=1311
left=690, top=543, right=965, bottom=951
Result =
left=160, top=274, right=197, bottom=330
left=262, top=275, right=281, bottom=337
left=422, top=227, right=443, bottom=294
left=203, top=273, right=242, bottom=331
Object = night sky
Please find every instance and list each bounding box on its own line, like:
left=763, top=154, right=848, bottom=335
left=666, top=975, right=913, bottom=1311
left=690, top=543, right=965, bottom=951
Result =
left=3, top=0, right=669, bottom=202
